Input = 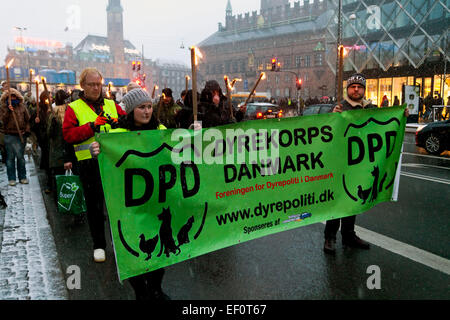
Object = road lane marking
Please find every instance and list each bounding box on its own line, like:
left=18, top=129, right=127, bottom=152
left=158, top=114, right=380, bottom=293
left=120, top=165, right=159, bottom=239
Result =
left=402, top=163, right=450, bottom=171
left=320, top=222, right=450, bottom=275
left=400, top=172, right=450, bottom=185
left=354, top=225, right=450, bottom=276
left=402, top=152, right=450, bottom=160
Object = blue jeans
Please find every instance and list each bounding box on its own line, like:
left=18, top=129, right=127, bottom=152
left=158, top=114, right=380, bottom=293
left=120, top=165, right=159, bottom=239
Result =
left=4, top=135, right=27, bottom=181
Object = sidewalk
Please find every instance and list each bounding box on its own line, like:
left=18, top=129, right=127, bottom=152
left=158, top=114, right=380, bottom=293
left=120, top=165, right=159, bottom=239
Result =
left=0, top=157, right=68, bottom=300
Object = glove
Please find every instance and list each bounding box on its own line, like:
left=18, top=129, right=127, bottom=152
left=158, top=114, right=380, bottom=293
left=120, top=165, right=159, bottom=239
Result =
left=90, top=114, right=108, bottom=133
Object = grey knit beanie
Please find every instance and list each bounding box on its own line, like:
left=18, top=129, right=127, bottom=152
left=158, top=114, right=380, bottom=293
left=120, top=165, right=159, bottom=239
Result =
left=122, top=88, right=152, bottom=114
left=346, top=73, right=366, bottom=89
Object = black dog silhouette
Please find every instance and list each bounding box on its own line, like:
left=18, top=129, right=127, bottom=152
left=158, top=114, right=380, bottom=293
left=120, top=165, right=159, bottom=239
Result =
left=157, top=208, right=181, bottom=258
left=177, top=216, right=194, bottom=246
left=139, top=234, right=159, bottom=261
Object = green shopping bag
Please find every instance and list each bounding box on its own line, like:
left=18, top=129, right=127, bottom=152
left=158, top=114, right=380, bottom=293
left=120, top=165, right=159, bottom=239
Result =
left=55, top=170, right=87, bottom=215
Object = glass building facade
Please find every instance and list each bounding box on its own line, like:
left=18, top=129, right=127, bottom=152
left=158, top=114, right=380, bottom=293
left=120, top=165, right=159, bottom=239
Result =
left=325, top=0, right=449, bottom=108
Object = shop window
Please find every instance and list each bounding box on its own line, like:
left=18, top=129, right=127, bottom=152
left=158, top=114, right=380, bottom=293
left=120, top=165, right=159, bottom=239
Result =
left=366, top=79, right=378, bottom=107
left=423, top=77, right=432, bottom=97
left=392, top=77, right=407, bottom=105
left=378, top=78, right=393, bottom=107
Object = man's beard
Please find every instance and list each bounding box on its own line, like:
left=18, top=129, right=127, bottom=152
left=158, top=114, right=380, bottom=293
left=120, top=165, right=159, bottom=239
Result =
left=348, top=93, right=364, bottom=102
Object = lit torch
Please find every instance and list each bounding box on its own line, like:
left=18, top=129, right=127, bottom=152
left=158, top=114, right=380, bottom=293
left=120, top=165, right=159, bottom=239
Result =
left=152, top=85, right=159, bottom=99
left=156, top=92, right=166, bottom=122
left=34, top=76, right=40, bottom=117
left=185, top=75, right=190, bottom=92
left=190, top=46, right=203, bottom=122
left=29, top=69, right=34, bottom=94
left=41, top=76, right=49, bottom=95
left=6, top=58, right=23, bottom=143
left=107, top=82, right=113, bottom=99
left=224, top=75, right=234, bottom=121
left=244, top=72, right=266, bottom=107
left=337, top=45, right=344, bottom=103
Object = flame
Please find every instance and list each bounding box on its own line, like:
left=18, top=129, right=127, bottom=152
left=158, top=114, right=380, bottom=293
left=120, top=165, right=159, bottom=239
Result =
left=186, top=75, right=190, bottom=80
left=41, top=76, right=46, bottom=83
left=6, top=58, right=15, bottom=69
left=34, top=76, right=40, bottom=83
left=155, top=85, right=159, bottom=90
left=29, top=69, right=34, bottom=75
left=162, top=93, right=166, bottom=99
left=224, top=76, right=233, bottom=90
left=261, top=72, right=267, bottom=80
left=231, top=78, right=242, bottom=88
left=45, top=99, right=49, bottom=105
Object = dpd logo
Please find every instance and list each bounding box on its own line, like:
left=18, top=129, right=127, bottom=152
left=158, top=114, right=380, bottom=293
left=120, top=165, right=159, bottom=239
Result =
left=342, top=117, right=401, bottom=205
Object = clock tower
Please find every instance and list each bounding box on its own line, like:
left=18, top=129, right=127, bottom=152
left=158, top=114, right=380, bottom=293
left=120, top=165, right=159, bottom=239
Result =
left=107, top=0, right=126, bottom=77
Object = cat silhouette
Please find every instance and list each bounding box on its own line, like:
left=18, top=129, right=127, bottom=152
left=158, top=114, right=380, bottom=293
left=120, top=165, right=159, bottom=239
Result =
left=369, top=166, right=380, bottom=202
left=177, top=216, right=194, bottom=246
left=157, top=207, right=181, bottom=258
left=139, top=234, right=159, bottom=261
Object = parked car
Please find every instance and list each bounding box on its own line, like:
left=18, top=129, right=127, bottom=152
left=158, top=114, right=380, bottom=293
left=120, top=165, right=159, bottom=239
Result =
left=415, top=120, right=450, bottom=155
left=302, top=104, right=334, bottom=116
left=244, top=103, right=282, bottom=120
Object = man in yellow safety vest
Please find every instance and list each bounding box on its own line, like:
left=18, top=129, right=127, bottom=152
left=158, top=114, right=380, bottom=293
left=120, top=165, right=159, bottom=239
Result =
left=63, top=68, right=127, bottom=263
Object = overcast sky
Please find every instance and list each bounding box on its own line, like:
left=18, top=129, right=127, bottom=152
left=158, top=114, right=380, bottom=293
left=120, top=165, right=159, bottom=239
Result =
left=0, top=0, right=266, bottom=66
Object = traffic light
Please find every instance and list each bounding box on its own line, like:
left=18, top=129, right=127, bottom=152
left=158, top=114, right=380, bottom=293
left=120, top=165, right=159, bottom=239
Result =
left=271, top=58, right=277, bottom=71
left=296, top=78, right=302, bottom=90
left=137, top=61, right=141, bottom=72
left=132, top=61, right=136, bottom=71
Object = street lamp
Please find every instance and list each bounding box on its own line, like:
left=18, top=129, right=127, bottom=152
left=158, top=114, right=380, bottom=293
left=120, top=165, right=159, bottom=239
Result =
left=15, top=27, right=30, bottom=80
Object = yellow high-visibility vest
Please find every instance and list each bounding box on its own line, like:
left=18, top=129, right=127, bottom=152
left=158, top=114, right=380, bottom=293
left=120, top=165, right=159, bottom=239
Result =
left=71, top=98, right=120, bottom=161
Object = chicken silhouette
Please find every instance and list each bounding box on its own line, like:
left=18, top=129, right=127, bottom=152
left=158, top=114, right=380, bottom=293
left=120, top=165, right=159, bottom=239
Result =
left=357, top=185, right=371, bottom=204
left=139, top=234, right=159, bottom=261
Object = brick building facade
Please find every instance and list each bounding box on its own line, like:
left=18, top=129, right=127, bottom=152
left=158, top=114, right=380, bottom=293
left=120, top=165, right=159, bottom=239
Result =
left=197, top=0, right=336, bottom=100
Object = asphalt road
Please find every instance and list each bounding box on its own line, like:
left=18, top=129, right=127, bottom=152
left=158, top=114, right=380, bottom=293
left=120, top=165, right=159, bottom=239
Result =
left=38, top=130, right=449, bottom=301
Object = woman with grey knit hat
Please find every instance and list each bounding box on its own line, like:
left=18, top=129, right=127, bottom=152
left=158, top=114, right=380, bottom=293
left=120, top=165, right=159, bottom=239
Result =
left=90, top=88, right=169, bottom=300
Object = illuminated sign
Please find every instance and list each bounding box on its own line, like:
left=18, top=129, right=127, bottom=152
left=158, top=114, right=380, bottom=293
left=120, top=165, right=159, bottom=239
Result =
left=92, top=44, right=110, bottom=52
left=14, top=37, right=63, bottom=49
left=124, top=48, right=140, bottom=55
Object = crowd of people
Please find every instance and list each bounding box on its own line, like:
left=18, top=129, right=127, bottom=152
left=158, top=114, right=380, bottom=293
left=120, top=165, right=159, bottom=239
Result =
left=0, top=68, right=413, bottom=301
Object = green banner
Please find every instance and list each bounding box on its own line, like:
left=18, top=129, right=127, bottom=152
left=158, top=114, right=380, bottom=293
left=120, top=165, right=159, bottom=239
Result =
left=97, top=107, right=406, bottom=281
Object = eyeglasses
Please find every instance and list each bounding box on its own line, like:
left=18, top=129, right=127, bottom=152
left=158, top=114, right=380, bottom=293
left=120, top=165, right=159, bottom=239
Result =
left=85, top=83, right=102, bottom=88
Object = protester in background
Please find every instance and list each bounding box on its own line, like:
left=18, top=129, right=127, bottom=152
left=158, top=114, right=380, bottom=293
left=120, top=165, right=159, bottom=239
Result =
left=47, top=89, right=78, bottom=200
left=0, top=88, right=31, bottom=186
left=176, top=90, right=187, bottom=108
left=63, top=68, right=127, bottom=263
left=323, top=73, right=409, bottom=255
left=70, top=89, right=82, bottom=102
left=381, top=95, right=389, bottom=107
left=154, top=88, right=181, bottom=128
left=89, top=88, right=169, bottom=300
left=31, top=91, right=53, bottom=193
left=423, top=93, right=434, bottom=121
left=199, top=80, right=234, bottom=128
left=393, top=96, right=400, bottom=106
left=175, top=89, right=199, bottom=129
